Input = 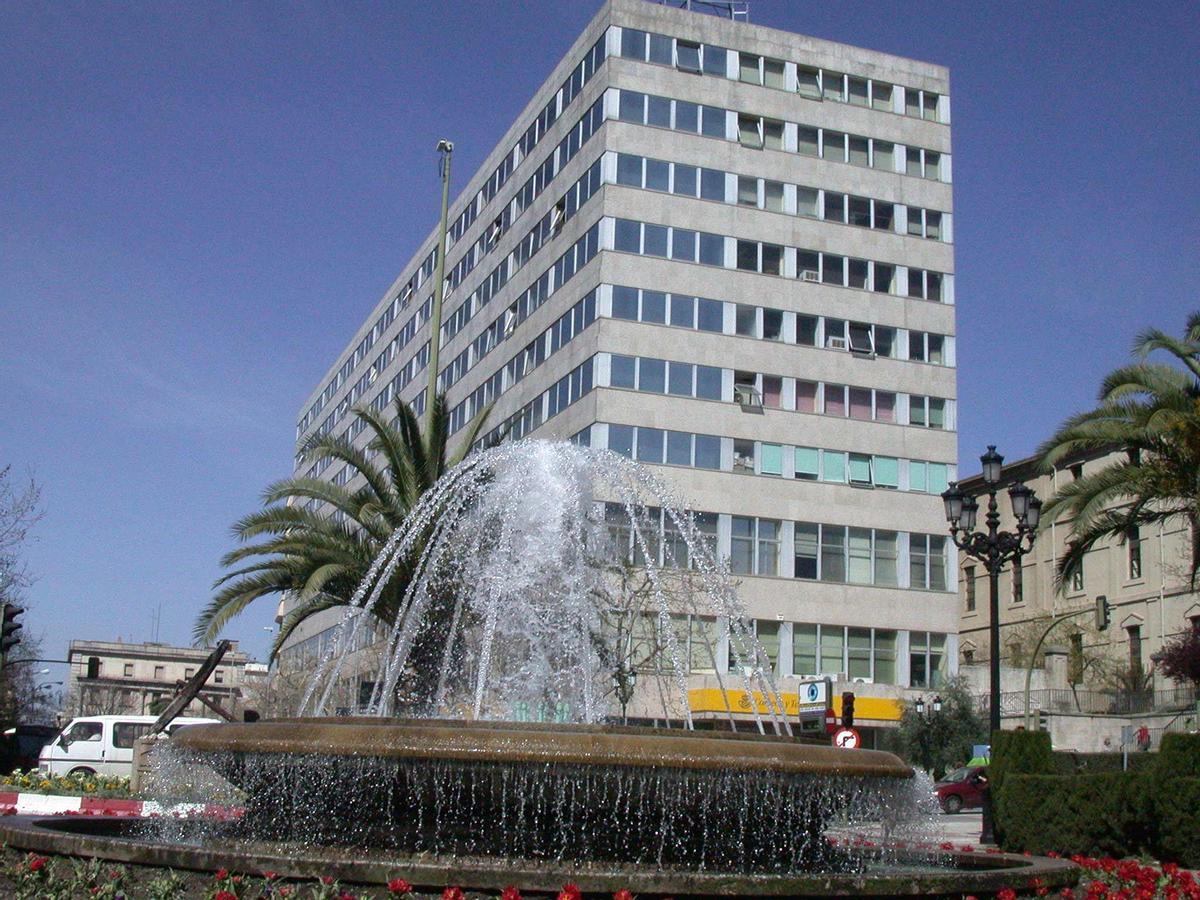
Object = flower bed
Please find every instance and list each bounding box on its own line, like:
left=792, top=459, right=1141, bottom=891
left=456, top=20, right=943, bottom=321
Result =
left=0, top=769, right=131, bottom=798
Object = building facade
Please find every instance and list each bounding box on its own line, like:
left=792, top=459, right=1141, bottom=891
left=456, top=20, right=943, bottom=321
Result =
left=281, top=0, right=958, bottom=739
left=65, top=640, right=249, bottom=720
left=957, top=448, right=1200, bottom=695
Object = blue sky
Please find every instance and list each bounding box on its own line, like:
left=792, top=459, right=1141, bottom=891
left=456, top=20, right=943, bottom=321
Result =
left=1, top=1, right=1197, bottom=669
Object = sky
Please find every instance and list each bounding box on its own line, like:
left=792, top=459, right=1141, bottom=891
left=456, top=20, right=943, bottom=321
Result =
left=1, top=1, right=1198, bottom=672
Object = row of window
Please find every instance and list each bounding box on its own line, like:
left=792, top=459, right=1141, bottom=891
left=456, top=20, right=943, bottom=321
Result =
left=616, top=26, right=946, bottom=124
left=442, top=153, right=603, bottom=348
left=476, top=357, right=595, bottom=447
left=615, top=88, right=949, bottom=182
left=303, top=36, right=609, bottom=437
left=610, top=284, right=953, bottom=366
left=445, top=99, right=605, bottom=305
left=593, top=422, right=953, bottom=494
left=447, top=222, right=602, bottom=435
left=446, top=290, right=597, bottom=436
left=612, top=218, right=951, bottom=302
left=602, top=352, right=954, bottom=430
left=448, top=33, right=608, bottom=246
left=605, top=502, right=950, bottom=592
left=614, top=151, right=949, bottom=242
left=301, top=65, right=951, bottom=440
left=623, top=612, right=947, bottom=688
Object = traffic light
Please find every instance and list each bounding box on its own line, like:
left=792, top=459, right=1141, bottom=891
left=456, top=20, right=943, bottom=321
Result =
left=1095, top=594, right=1111, bottom=631
left=842, top=691, right=856, bottom=729
left=0, top=604, right=23, bottom=654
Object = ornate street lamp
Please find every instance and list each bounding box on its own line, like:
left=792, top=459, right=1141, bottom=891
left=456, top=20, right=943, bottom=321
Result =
left=942, top=445, right=1041, bottom=843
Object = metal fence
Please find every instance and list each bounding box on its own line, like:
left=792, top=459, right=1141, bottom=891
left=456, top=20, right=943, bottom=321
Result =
left=977, top=684, right=1197, bottom=718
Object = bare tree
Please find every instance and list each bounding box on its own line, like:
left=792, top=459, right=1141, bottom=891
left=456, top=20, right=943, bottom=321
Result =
left=0, top=465, right=43, bottom=604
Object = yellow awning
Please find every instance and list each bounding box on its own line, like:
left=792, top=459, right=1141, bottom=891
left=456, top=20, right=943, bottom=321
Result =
left=687, top=688, right=903, bottom=723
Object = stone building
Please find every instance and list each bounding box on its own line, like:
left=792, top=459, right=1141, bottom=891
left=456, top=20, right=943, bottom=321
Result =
left=955, top=446, right=1199, bottom=749
left=64, top=640, right=249, bottom=720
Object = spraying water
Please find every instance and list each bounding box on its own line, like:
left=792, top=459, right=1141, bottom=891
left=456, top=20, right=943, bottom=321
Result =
left=298, top=440, right=791, bottom=735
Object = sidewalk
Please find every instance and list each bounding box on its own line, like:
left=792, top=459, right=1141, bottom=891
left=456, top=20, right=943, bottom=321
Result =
left=0, top=791, right=240, bottom=818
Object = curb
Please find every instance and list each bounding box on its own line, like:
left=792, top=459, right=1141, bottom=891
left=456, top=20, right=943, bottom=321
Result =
left=0, top=792, right=241, bottom=818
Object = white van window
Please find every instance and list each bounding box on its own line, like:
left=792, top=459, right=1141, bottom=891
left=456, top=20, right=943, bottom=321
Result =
left=113, top=722, right=152, bottom=749
left=66, top=722, right=102, bottom=743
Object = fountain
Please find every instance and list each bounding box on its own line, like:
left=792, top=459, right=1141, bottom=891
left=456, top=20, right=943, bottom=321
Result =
left=0, top=441, right=1080, bottom=895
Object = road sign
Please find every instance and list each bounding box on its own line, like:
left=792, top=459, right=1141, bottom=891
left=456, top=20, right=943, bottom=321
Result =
left=832, top=727, right=862, bottom=749
left=797, top=679, right=827, bottom=708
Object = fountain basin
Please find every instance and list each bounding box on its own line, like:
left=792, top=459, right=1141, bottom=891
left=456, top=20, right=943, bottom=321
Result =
left=167, top=718, right=913, bottom=873
left=172, top=717, right=913, bottom=777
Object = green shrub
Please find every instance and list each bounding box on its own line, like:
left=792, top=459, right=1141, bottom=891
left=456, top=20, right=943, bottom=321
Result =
left=1156, top=732, right=1200, bottom=778
left=1155, top=776, right=1200, bottom=867
left=996, top=772, right=1152, bottom=858
left=1052, top=750, right=1156, bottom=774
left=990, top=729, right=1053, bottom=844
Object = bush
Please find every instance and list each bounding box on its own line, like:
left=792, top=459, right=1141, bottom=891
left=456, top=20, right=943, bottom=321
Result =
left=996, top=772, right=1152, bottom=858
left=1155, top=776, right=1200, bottom=867
left=1053, top=750, right=1157, bottom=774
left=1156, top=732, right=1200, bottom=778
left=992, top=727, right=1200, bottom=865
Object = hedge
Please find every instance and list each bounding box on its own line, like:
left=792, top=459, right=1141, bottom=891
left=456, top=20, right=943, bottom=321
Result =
left=996, top=772, right=1151, bottom=858
left=1156, top=777, right=1200, bottom=866
left=1052, top=750, right=1157, bottom=774
left=994, top=730, right=1200, bottom=866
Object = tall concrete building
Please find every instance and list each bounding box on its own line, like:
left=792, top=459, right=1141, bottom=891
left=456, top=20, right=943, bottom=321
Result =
left=281, top=0, right=958, bottom=741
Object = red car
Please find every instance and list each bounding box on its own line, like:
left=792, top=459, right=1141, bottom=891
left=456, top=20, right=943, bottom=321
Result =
left=933, top=765, right=988, bottom=813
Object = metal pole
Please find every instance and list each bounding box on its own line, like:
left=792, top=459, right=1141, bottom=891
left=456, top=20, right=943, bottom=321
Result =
left=1022, top=609, right=1090, bottom=729
left=425, top=140, right=454, bottom=435
left=980, top=561, right=1000, bottom=845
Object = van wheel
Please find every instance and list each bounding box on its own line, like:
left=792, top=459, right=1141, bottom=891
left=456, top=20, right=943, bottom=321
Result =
left=68, top=767, right=96, bottom=776
left=942, top=795, right=963, bottom=814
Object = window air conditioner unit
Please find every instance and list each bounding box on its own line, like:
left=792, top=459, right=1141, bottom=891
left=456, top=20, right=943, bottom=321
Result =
left=801, top=270, right=820, bottom=283
left=827, top=336, right=848, bottom=350
left=853, top=677, right=874, bottom=685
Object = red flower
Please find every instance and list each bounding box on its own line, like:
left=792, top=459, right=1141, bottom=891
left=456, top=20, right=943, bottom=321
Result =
left=264, top=870, right=279, bottom=880
left=1060, top=890, right=1075, bottom=899
left=613, top=891, right=635, bottom=900
left=960, top=844, right=975, bottom=853
left=501, top=888, right=522, bottom=900
left=339, top=893, right=356, bottom=900
left=443, top=888, right=465, bottom=900
left=939, top=841, right=955, bottom=851
left=215, top=868, right=229, bottom=879
left=215, top=892, right=238, bottom=900
left=997, top=890, right=1018, bottom=900
left=321, top=876, right=335, bottom=885
left=559, top=884, right=583, bottom=900
left=28, top=856, right=46, bottom=873
left=389, top=878, right=414, bottom=894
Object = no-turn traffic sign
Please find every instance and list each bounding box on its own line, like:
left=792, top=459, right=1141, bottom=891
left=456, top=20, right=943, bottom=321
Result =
left=832, top=727, right=862, bottom=749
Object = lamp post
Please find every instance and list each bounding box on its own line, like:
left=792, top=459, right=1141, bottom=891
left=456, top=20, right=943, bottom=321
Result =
left=941, top=445, right=1041, bottom=844
left=613, top=663, right=637, bottom=725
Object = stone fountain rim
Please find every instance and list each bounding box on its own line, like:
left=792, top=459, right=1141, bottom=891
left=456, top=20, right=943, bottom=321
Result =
left=171, top=716, right=913, bottom=778
left=0, top=815, right=1083, bottom=897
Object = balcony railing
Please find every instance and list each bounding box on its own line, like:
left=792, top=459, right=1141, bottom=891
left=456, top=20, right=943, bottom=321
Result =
left=977, top=684, right=1197, bottom=718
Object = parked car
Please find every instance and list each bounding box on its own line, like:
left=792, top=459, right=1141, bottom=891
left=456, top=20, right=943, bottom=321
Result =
left=0, top=725, right=59, bottom=774
left=933, top=764, right=988, bottom=813
left=38, top=715, right=218, bottom=778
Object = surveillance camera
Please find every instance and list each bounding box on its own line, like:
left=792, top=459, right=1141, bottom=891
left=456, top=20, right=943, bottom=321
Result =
left=437, top=139, right=454, bottom=153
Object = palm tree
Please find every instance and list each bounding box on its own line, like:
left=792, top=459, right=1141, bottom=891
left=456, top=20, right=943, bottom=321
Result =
left=1035, top=312, right=1200, bottom=589
left=193, top=395, right=492, bottom=661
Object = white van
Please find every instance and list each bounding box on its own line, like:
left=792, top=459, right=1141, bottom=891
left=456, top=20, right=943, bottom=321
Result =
left=38, top=715, right=218, bottom=778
